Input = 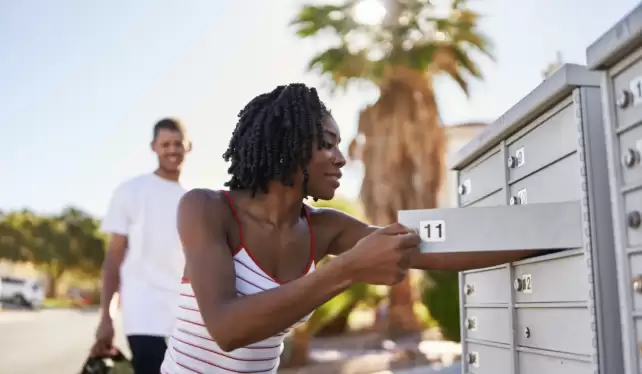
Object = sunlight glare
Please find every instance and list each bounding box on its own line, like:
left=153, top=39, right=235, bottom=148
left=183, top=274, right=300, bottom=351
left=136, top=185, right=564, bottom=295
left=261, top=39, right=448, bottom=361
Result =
left=353, top=0, right=387, bottom=26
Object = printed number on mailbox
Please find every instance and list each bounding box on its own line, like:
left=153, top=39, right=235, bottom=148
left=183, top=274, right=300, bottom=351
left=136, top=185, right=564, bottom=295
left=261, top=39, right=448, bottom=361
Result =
left=419, top=220, right=446, bottom=242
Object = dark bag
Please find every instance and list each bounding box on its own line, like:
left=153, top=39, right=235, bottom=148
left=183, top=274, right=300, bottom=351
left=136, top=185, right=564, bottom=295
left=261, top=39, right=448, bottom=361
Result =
left=79, top=348, right=133, bottom=374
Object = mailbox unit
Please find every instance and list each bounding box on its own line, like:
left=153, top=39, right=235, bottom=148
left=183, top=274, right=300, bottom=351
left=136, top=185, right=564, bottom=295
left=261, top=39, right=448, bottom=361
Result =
left=399, top=64, right=623, bottom=374
left=451, top=64, right=623, bottom=374
left=587, top=5, right=642, bottom=374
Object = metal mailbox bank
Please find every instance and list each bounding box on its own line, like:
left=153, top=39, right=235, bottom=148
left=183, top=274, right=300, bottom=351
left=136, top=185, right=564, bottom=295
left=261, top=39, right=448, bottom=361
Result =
left=587, top=4, right=642, bottom=374
left=398, top=64, right=623, bottom=374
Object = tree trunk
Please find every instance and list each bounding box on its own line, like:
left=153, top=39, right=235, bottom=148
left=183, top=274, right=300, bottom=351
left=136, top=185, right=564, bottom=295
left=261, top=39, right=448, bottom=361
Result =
left=46, top=272, right=61, bottom=298
left=45, top=262, right=65, bottom=298
left=348, top=67, right=446, bottom=339
left=387, top=277, right=421, bottom=338
left=283, top=328, right=310, bottom=368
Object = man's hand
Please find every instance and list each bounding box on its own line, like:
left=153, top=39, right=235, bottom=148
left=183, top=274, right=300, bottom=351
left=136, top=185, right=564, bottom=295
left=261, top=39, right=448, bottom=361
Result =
left=91, top=317, right=116, bottom=357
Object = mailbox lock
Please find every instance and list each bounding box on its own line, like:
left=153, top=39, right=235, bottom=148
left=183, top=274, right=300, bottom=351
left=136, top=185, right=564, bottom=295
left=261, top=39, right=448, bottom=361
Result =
left=507, top=156, right=518, bottom=169
left=467, top=352, right=478, bottom=365
left=633, top=276, right=642, bottom=294
left=513, top=278, right=523, bottom=292
left=628, top=211, right=641, bottom=229
left=458, top=184, right=467, bottom=196
left=465, top=284, right=475, bottom=295
left=466, top=318, right=476, bottom=330
left=524, top=327, right=531, bottom=339
left=509, top=196, right=521, bottom=205
left=622, top=148, right=640, bottom=168
left=617, top=90, right=632, bottom=109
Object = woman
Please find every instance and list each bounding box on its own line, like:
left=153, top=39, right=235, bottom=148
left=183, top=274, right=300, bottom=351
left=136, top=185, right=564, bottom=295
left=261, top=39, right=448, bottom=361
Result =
left=160, top=83, right=536, bottom=373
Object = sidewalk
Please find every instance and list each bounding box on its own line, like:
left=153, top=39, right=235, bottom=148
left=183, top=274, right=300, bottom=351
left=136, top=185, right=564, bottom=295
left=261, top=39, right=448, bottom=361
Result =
left=377, top=362, right=461, bottom=374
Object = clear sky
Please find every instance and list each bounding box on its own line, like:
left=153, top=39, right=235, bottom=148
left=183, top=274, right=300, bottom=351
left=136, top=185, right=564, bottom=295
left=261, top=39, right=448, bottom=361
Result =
left=0, top=0, right=635, bottom=217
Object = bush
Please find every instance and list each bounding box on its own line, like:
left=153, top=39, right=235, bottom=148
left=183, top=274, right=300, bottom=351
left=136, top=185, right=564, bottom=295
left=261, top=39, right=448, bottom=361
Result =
left=422, top=270, right=461, bottom=342
left=43, top=298, right=76, bottom=309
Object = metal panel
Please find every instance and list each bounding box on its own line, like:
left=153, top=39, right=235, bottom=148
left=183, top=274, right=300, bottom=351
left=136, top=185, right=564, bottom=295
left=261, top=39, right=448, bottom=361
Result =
left=464, top=343, right=512, bottom=374
left=507, top=153, right=582, bottom=205
left=461, top=267, right=509, bottom=305
left=449, top=64, right=599, bottom=170
left=595, top=15, right=642, bottom=370
left=628, top=253, right=642, bottom=311
left=586, top=3, right=642, bottom=69
left=462, top=307, right=511, bottom=344
left=464, top=190, right=505, bottom=208
left=636, top=319, right=642, bottom=371
left=611, top=57, right=642, bottom=130
left=623, top=187, right=642, bottom=247
left=458, top=148, right=503, bottom=206
left=514, top=306, right=593, bottom=355
left=508, top=260, right=519, bottom=374
left=617, top=123, right=642, bottom=187
left=398, top=201, right=582, bottom=253
left=506, top=98, right=576, bottom=183
left=512, top=251, right=588, bottom=303
left=577, top=86, right=624, bottom=374
left=601, top=68, right=640, bottom=374
left=442, top=60, right=621, bottom=373
left=458, top=271, right=468, bottom=374
left=517, top=351, right=593, bottom=374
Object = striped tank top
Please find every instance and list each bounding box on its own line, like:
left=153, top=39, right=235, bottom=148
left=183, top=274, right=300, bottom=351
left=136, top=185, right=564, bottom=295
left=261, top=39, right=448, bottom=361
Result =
left=161, top=190, right=317, bottom=374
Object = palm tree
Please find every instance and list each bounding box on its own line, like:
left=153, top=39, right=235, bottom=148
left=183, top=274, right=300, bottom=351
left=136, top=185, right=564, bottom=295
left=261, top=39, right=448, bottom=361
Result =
left=291, top=0, right=493, bottom=338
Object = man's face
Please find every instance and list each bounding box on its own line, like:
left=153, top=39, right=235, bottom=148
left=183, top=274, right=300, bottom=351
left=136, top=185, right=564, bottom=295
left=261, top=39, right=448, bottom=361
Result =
left=151, top=129, right=188, bottom=173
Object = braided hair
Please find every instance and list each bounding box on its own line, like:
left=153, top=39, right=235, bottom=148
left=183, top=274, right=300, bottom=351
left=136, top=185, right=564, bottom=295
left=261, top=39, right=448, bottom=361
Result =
left=223, top=83, right=331, bottom=197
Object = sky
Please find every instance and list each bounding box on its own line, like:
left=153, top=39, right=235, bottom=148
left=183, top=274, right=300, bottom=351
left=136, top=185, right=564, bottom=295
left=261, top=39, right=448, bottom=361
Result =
left=0, top=0, right=636, bottom=217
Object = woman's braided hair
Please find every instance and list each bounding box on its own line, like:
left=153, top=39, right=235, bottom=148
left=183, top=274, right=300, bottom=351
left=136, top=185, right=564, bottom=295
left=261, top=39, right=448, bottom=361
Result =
left=223, top=83, right=331, bottom=197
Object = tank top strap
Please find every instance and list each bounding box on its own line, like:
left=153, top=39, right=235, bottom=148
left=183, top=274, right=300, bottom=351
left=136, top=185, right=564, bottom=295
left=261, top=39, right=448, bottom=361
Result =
left=220, top=190, right=245, bottom=254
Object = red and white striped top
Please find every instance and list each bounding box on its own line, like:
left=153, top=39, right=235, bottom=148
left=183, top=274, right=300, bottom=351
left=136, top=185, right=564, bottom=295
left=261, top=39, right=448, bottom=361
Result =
left=161, top=191, right=317, bottom=374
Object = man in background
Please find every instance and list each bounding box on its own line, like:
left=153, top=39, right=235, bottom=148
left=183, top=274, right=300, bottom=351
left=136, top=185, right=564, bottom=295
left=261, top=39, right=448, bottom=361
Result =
left=92, top=118, right=190, bottom=374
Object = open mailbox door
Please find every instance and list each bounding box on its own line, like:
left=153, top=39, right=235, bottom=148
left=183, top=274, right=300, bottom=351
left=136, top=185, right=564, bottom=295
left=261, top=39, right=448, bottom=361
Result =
left=398, top=201, right=583, bottom=253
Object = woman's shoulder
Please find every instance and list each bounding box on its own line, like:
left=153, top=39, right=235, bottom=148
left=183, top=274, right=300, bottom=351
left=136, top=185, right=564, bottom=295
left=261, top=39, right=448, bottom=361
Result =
left=178, top=189, right=235, bottom=224
left=181, top=188, right=228, bottom=207
left=306, top=204, right=356, bottom=233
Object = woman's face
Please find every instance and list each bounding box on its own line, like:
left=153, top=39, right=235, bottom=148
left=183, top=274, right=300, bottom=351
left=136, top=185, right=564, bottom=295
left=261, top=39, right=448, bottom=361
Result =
left=305, top=115, right=346, bottom=200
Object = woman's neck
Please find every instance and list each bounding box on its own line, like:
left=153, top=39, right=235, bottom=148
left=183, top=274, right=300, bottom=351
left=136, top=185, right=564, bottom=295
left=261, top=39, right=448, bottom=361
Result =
left=237, top=184, right=304, bottom=228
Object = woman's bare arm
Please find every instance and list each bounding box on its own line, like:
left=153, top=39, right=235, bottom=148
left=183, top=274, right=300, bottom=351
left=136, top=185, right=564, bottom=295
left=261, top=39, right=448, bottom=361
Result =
left=180, top=189, right=356, bottom=351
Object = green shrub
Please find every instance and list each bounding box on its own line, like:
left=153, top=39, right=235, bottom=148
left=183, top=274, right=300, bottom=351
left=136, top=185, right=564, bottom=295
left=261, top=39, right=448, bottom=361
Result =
left=422, top=270, right=461, bottom=342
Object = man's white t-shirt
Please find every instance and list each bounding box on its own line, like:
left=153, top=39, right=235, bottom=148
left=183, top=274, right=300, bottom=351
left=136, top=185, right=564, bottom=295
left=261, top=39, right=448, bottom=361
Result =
left=101, top=173, right=187, bottom=337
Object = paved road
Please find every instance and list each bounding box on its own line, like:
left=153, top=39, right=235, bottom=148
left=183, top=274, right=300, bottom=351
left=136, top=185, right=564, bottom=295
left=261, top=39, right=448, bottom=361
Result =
left=0, top=308, right=129, bottom=374
left=0, top=308, right=459, bottom=374
left=374, top=363, right=461, bottom=374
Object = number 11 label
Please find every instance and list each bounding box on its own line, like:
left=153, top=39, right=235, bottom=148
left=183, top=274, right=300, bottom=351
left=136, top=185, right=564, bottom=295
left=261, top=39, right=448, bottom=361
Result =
left=419, top=220, right=446, bottom=242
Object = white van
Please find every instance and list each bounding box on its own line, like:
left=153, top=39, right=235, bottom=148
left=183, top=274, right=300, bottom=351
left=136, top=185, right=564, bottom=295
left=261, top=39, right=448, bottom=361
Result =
left=0, top=275, right=45, bottom=309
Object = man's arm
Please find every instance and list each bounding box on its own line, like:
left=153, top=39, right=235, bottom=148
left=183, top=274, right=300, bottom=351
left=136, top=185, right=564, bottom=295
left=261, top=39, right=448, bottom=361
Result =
left=99, top=235, right=127, bottom=321
left=98, top=183, right=131, bottom=321
left=181, top=190, right=355, bottom=352
left=324, top=209, right=542, bottom=271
